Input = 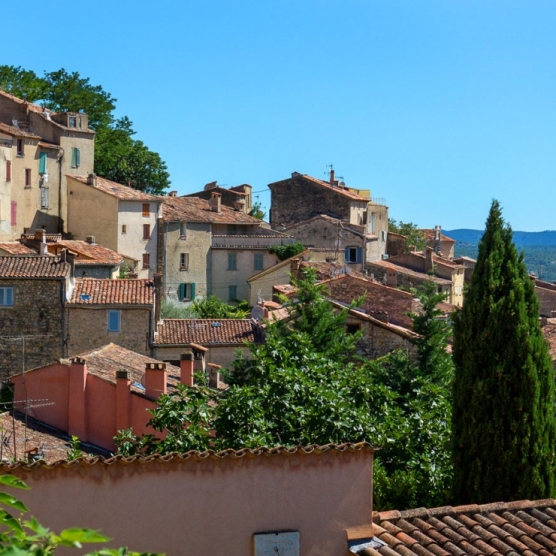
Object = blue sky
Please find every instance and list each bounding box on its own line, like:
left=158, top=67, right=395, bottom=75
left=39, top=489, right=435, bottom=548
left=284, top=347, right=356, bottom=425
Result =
left=6, top=0, right=556, bottom=231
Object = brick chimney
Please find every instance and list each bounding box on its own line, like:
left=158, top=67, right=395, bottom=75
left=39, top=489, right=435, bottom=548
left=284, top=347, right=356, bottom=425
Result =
left=68, top=357, right=88, bottom=440
left=115, top=369, right=131, bottom=432
left=209, top=192, right=222, bottom=213
left=144, top=362, right=167, bottom=399
left=180, top=349, right=194, bottom=387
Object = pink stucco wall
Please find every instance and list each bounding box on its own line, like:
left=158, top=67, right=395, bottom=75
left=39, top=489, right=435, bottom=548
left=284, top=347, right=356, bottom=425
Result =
left=10, top=447, right=374, bottom=555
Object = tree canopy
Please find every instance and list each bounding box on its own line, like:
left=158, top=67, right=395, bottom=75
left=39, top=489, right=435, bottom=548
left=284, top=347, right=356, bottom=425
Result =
left=452, top=200, right=556, bottom=504
left=268, top=242, right=306, bottom=261
left=388, top=219, right=427, bottom=252
left=0, top=66, right=170, bottom=195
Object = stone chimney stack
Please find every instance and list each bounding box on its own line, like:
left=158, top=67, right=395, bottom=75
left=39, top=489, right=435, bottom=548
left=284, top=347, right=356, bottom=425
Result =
left=209, top=192, right=222, bottom=213
left=434, top=225, right=442, bottom=254
left=168, top=191, right=177, bottom=197
left=180, top=349, right=194, bottom=387
left=290, top=258, right=302, bottom=279
left=68, top=357, right=88, bottom=440
left=330, top=169, right=335, bottom=185
left=234, top=199, right=246, bottom=213
left=144, top=362, right=167, bottom=400
left=86, top=235, right=96, bottom=245
left=87, top=172, right=97, bottom=186
left=425, top=249, right=434, bottom=273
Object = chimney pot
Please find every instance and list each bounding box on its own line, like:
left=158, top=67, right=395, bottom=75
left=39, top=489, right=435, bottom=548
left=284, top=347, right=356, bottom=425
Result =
left=168, top=191, right=177, bottom=197
left=209, top=192, right=222, bottom=213
left=87, top=172, right=97, bottom=186
left=86, top=235, right=96, bottom=244
left=329, top=169, right=335, bottom=185
left=180, top=350, right=194, bottom=387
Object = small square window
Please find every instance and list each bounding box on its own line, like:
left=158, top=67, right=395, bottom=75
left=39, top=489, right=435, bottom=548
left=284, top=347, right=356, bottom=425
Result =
left=107, top=310, right=120, bottom=332
left=143, top=224, right=150, bottom=240
left=25, top=169, right=31, bottom=188
left=16, top=140, right=23, bottom=156
left=142, top=253, right=150, bottom=269
left=228, top=252, right=237, bottom=270
left=121, top=225, right=127, bottom=234
left=254, top=253, right=264, bottom=271
left=180, top=253, right=189, bottom=271
left=142, top=203, right=150, bottom=217
left=0, top=287, right=14, bottom=307
left=69, top=116, right=77, bottom=128
left=346, top=323, right=361, bottom=335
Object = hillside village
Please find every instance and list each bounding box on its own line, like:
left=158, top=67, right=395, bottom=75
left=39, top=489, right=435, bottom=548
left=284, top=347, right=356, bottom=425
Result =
left=1, top=90, right=556, bottom=554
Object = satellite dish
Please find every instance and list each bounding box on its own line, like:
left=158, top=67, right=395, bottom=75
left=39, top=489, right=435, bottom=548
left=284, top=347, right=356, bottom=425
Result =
left=251, top=305, right=265, bottom=320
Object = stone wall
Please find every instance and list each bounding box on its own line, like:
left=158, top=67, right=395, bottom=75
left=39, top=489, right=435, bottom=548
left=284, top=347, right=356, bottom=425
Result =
left=67, top=307, right=152, bottom=356
left=0, top=278, right=65, bottom=380
left=535, top=286, right=556, bottom=317
left=354, top=318, right=416, bottom=360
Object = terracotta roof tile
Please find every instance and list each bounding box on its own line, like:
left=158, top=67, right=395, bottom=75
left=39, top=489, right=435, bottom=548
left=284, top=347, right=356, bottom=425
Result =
left=420, top=229, right=456, bottom=243
left=154, top=319, right=264, bottom=346
left=374, top=499, right=556, bottom=556
left=162, top=195, right=264, bottom=224
left=68, top=278, right=154, bottom=305
left=368, top=260, right=452, bottom=285
left=0, top=256, right=70, bottom=278
left=51, top=241, right=123, bottom=266
left=68, top=175, right=160, bottom=201
left=0, top=121, right=40, bottom=139
left=0, top=242, right=37, bottom=255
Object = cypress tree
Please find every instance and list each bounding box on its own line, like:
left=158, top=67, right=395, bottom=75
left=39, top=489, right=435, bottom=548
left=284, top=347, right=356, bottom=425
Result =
left=452, top=200, right=555, bottom=504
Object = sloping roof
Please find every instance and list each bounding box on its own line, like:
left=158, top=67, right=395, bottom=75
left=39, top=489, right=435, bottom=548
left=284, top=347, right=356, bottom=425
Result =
left=0, top=256, right=69, bottom=279
left=0, top=90, right=50, bottom=114
left=300, top=260, right=368, bottom=281
left=67, top=175, right=160, bottom=201
left=0, top=121, right=40, bottom=139
left=68, top=278, right=154, bottom=306
left=0, top=242, right=37, bottom=255
left=269, top=173, right=369, bottom=202
left=161, top=195, right=263, bottom=224
left=420, top=229, right=456, bottom=243
left=154, top=319, right=264, bottom=346
left=284, top=213, right=367, bottom=238
left=51, top=241, right=123, bottom=266
left=247, top=249, right=311, bottom=283
left=367, top=259, right=452, bottom=285
left=0, top=412, right=108, bottom=464
left=371, top=499, right=556, bottom=556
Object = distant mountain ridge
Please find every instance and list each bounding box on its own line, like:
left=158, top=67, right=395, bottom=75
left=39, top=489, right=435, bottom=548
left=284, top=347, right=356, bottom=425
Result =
left=444, top=229, right=556, bottom=247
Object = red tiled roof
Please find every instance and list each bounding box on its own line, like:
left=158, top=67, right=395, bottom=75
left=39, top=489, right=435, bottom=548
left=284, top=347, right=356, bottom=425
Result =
left=0, top=121, right=40, bottom=139
left=367, top=259, right=452, bottom=285
left=0, top=256, right=69, bottom=278
left=154, top=319, right=264, bottom=346
left=68, top=278, right=154, bottom=306
left=0, top=242, right=37, bottom=255
left=38, top=141, right=61, bottom=149
left=371, top=499, right=556, bottom=556
left=269, top=173, right=369, bottom=202
left=51, top=241, right=123, bottom=266
left=420, top=228, right=456, bottom=243
left=0, top=90, right=49, bottom=114
left=67, top=175, right=160, bottom=201
left=0, top=412, right=108, bottom=464
left=162, top=196, right=264, bottom=224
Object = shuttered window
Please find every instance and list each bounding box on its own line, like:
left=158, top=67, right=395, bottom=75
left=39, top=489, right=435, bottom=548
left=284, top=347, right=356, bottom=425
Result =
left=254, top=253, right=264, bottom=271
left=142, top=203, right=150, bottom=217
left=178, top=283, right=195, bottom=301
left=142, top=253, right=150, bottom=269
left=39, top=152, right=47, bottom=174
left=71, top=148, right=80, bottom=168
left=107, top=310, right=121, bottom=332
left=345, top=246, right=362, bottom=264
left=41, top=187, right=49, bottom=209
left=10, top=201, right=16, bottom=226
left=227, top=253, right=237, bottom=270
left=6, top=161, right=11, bottom=182
left=143, top=224, right=150, bottom=240
left=228, top=285, right=237, bottom=301
left=0, top=287, right=14, bottom=307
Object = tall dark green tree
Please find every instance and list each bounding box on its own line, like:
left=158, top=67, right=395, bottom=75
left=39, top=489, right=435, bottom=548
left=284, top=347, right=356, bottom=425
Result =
left=452, top=200, right=555, bottom=504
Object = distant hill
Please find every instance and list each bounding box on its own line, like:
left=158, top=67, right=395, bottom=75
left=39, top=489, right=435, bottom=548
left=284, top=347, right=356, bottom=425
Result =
left=444, top=229, right=556, bottom=282
left=445, top=229, right=556, bottom=247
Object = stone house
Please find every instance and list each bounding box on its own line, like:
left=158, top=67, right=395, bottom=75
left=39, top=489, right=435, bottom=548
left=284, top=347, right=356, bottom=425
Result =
left=183, top=181, right=253, bottom=213
left=533, top=278, right=556, bottom=318
left=67, top=174, right=161, bottom=278
left=0, top=91, right=95, bottom=238
left=421, top=226, right=456, bottom=258
left=268, top=171, right=389, bottom=261
left=152, top=318, right=264, bottom=368
left=66, top=277, right=159, bottom=356
left=386, top=249, right=465, bottom=306
left=159, top=192, right=294, bottom=304
left=0, top=255, right=74, bottom=380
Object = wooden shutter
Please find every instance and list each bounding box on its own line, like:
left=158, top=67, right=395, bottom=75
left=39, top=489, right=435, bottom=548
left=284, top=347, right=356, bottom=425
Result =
left=356, top=247, right=362, bottom=264
left=10, top=201, right=16, bottom=226
left=6, top=161, right=11, bottom=182
left=143, top=224, right=150, bottom=239
left=178, top=283, right=186, bottom=301
left=39, top=152, right=47, bottom=174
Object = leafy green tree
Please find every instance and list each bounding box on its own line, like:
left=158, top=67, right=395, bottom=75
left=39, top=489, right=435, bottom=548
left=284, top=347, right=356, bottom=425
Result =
left=388, top=219, right=427, bottom=252
left=0, top=66, right=170, bottom=195
left=452, top=200, right=556, bottom=504
left=0, top=474, right=158, bottom=554
left=268, top=242, right=306, bottom=261
left=249, top=201, right=266, bottom=220
left=191, top=295, right=249, bottom=318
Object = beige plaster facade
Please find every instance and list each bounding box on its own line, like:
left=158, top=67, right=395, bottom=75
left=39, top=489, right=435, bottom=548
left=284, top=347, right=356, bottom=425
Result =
left=7, top=445, right=374, bottom=555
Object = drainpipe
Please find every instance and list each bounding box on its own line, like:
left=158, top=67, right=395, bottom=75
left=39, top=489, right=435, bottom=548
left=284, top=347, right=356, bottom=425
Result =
left=57, top=148, right=64, bottom=234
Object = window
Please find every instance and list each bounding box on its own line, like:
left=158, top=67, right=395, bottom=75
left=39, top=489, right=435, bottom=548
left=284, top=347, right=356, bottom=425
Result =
left=69, top=116, right=77, bottom=128
left=39, top=152, right=47, bottom=175
left=254, top=253, right=264, bottom=271
left=25, top=169, right=31, bottom=188
left=121, top=225, right=127, bottom=234
left=346, top=323, right=361, bottom=335
left=107, top=310, right=121, bottom=332
left=143, top=224, right=150, bottom=240
left=345, top=246, right=362, bottom=264
left=180, top=253, right=189, bottom=270
left=142, top=253, right=150, bottom=269
left=227, top=252, right=237, bottom=270
left=370, top=212, right=376, bottom=234
left=16, top=139, right=23, bottom=156
left=71, top=147, right=80, bottom=168
left=228, top=224, right=238, bottom=235
left=228, top=285, right=237, bottom=301
left=41, top=187, right=49, bottom=209
left=6, top=161, right=11, bottom=182
left=10, top=201, right=16, bottom=227
left=0, top=287, right=14, bottom=307
left=142, top=203, right=150, bottom=217
left=179, top=222, right=186, bottom=238
left=178, top=283, right=196, bottom=301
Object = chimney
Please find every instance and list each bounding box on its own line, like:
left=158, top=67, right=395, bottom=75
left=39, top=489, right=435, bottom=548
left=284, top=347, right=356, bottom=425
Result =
left=87, top=172, right=97, bottom=186
left=434, top=225, right=442, bottom=254
left=180, top=349, right=194, bottom=387
left=85, top=235, right=96, bottom=244
left=208, top=363, right=221, bottom=389
left=329, top=169, right=335, bottom=185
left=168, top=191, right=177, bottom=197
left=115, top=369, right=131, bottom=433
left=144, top=362, right=167, bottom=400
left=68, top=357, right=88, bottom=440
left=153, top=273, right=163, bottom=324
left=425, top=249, right=434, bottom=273
left=290, top=258, right=302, bottom=279
left=234, top=199, right=246, bottom=213
left=209, top=192, right=222, bottom=213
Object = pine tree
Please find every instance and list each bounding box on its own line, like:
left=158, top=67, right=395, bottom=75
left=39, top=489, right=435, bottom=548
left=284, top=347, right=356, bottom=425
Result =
left=452, top=200, right=555, bottom=504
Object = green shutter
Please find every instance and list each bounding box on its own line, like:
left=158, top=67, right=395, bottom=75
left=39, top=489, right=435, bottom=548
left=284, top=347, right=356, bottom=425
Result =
left=190, top=283, right=196, bottom=300
left=39, top=152, right=47, bottom=174
left=71, top=148, right=76, bottom=167
left=178, top=283, right=186, bottom=301
left=75, top=148, right=80, bottom=167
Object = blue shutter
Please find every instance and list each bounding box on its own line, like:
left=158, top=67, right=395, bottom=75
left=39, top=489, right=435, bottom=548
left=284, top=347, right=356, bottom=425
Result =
left=356, top=247, right=362, bottom=264
left=7, top=288, right=12, bottom=306
left=108, top=310, right=120, bottom=332
left=190, top=283, right=196, bottom=300
left=345, top=247, right=350, bottom=261
left=39, top=152, right=47, bottom=174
